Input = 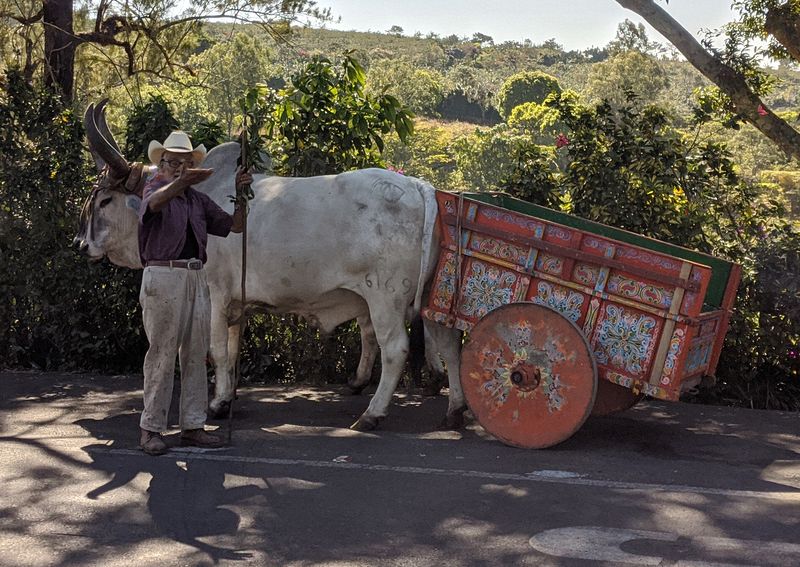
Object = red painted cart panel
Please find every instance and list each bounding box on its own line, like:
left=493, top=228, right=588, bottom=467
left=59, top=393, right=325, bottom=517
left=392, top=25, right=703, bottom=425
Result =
left=422, top=191, right=742, bottom=402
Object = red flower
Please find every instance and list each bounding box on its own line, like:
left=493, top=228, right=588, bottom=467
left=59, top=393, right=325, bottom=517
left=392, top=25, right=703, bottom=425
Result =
left=757, top=104, right=768, bottom=116
left=555, top=134, right=570, bottom=148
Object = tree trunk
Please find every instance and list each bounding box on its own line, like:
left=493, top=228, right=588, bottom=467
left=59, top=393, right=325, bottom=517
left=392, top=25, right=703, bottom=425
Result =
left=616, top=0, right=800, bottom=160
left=43, top=0, right=75, bottom=101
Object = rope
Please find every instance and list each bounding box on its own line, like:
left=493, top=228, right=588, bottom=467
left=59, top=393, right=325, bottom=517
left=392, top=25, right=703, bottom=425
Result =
left=451, top=191, right=466, bottom=327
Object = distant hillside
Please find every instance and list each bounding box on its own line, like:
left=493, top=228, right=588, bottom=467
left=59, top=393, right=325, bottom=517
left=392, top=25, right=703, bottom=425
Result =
left=203, top=25, right=800, bottom=124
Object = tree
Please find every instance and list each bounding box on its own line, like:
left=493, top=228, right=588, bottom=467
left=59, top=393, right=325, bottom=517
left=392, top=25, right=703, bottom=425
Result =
left=192, top=32, right=275, bottom=135
left=260, top=54, right=414, bottom=176
left=584, top=50, right=668, bottom=106
left=444, top=65, right=498, bottom=122
left=496, top=70, right=561, bottom=120
left=607, top=19, right=665, bottom=56
left=615, top=0, right=800, bottom=159
left=470, top=32, right=494, bottom=46
left=0, top=0, right=327, bottom=102
left=366, top=59, right=445, bottom=116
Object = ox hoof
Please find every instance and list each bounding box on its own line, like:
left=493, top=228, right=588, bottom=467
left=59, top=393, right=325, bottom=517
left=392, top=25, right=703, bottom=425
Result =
left=350, top=414, right=381, bottom=431
left=439, top=407, right=467, bottom=431
left=207, top=400, right=231, bottom=421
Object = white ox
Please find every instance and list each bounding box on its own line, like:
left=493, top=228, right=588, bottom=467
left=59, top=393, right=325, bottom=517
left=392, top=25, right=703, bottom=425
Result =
left=74, top=102, right=465, bottom=430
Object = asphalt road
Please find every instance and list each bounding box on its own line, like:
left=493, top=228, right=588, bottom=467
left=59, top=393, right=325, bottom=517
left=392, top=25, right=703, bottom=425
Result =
left=1, top=370, right=799, bottom=567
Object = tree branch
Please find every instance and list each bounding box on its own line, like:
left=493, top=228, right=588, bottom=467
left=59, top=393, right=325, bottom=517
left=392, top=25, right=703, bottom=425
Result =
left=764, top=3, right=800, bottom=62
left=0, top=7, right=43, bottom=25
left=616, top=0, right=800, bottom=160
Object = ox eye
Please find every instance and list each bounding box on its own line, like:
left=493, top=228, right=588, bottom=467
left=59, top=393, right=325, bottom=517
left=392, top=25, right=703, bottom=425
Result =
left=99, top=196, right=113, bottom=208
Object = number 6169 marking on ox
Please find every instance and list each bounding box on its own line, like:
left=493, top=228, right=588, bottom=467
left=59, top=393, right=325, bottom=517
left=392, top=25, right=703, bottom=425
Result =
left=364, top=272, right=413, bottom=295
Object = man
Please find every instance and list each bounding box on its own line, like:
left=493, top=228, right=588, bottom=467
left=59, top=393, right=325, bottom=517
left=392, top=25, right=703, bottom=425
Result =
left=137, top=131, right=252, bottom=455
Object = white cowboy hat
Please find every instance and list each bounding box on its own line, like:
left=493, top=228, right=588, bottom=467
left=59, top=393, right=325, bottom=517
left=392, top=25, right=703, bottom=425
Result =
left=147, top=131, right=207, bottom=166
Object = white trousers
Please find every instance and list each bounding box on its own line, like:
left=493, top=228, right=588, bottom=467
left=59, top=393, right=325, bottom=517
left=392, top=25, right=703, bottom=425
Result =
left=139, top=264, right=210, bottom=432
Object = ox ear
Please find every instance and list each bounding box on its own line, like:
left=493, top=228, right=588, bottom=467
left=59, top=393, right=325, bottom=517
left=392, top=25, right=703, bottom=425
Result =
left=125, top=195, right=142, bottom=211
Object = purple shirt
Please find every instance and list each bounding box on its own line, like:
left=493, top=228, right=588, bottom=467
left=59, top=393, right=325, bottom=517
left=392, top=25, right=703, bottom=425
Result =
left=138, top=174, right=233, bottom=265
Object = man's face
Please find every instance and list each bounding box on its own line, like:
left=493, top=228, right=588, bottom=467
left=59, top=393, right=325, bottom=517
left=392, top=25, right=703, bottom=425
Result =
left=158, top=151, right=195, bottom=179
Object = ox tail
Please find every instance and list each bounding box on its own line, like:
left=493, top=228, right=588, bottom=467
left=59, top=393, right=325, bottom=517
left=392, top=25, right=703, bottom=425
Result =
left=412, top=180, right=438, bottom=316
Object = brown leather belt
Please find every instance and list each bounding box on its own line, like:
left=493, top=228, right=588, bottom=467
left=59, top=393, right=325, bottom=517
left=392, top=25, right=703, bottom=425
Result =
left=145, top=259, right=203, bottom=270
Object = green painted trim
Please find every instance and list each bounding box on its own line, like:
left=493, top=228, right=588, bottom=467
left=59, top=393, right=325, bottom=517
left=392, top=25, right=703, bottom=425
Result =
left=464, top=192, right=734, bottom=309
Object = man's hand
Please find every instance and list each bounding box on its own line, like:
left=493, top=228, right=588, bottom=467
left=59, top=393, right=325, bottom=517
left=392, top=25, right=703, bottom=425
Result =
left=148, top=168, right=215, bottom=213
left=179, top=168, right=215, bottom=187
left=231, top=203, right=246, bottom=234
left=230, top=167, right=253, bottom=233
left=235, top=167, right=253, bottom=190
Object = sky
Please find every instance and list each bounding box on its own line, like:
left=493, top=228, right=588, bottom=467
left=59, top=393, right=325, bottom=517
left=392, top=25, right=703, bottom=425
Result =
left=312, top=0, right=738, bottom=52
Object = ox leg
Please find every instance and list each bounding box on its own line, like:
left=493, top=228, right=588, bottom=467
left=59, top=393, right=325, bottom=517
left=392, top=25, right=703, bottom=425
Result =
left=423, top=319, right=467, bottom=430
left=348, top=314, right=378, bottom=395
left=350, top=310, right=409, bottom=431
left=421, top=320, right=447, bottom=396
left=208, top=301, right=235, bottom=419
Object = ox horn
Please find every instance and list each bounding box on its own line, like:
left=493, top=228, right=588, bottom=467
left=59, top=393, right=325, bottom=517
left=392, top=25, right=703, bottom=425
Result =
left=94, top=99, right=123, bottom=155
left=84, top=100, right=129, bottom=177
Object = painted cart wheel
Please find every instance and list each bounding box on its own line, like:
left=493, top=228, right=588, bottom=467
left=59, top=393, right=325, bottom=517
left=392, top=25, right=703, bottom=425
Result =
left=591, top=379, right=644, bottom=417
left=460, top=302, right=597, bottom=449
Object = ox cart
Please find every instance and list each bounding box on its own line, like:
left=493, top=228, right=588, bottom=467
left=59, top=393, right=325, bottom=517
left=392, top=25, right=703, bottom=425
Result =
left=421, top=191, right=741, bottom=448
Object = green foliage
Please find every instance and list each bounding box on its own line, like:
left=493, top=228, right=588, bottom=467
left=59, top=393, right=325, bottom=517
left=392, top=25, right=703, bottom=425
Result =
left=444, top=65, right=497, bottom=116
left=382, top=118, right=469, bottom=191
left=366, top=59, right=446, bottom=116
left=452, top=125, right=532, bottom=191
left=584, top=51, right=668, bottom=107
left=506, top=92, right=573, bottom=144
left=0, top=70, right=146, bottom=370
left=759, top=169, right=800, bottom=217
left=691, top=3, right=782, bottom=131
left=496, top=70, right=562, bottom=120
left=501, top=144, right=562, bottom=208
left=699, top=222, right=800, bottom=410
left=607, top=19, right=666, bottom=57
left=124, top=95, right=180, bottom=162
left=192, top=32, right=277, bottom=135
left=238, top=316, right=369, bottom=386
left=190, top=118, right=226, bottom=151
left=546, top=92, right=736, bottom=247
left=260, top=53, right=415, bottom=176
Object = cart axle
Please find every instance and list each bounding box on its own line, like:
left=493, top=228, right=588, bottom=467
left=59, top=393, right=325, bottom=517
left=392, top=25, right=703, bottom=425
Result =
left=510, top=365, right=541, bottom=392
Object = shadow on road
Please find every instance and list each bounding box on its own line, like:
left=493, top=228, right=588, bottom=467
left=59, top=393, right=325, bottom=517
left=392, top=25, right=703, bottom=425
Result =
left=76, top=413, right=256, bottom=563
left=2, top=372, right=799, bottom=566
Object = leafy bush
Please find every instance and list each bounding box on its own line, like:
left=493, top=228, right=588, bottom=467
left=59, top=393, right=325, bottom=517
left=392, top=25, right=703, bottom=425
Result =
left=382, top=118, right=465, bottom=190
left=496, top=70, right=561, bottom=120
left=0, top=70, right=147, bottom=371
left=260, top=53, right=415, bottom=176
left=124, top=95, right=180, bottom=162
left=452, top=124, right=533, bottom=191
left=501, top=144, right=562, bottom=208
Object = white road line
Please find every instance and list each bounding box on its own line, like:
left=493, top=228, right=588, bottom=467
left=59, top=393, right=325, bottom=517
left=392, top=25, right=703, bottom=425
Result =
left=95, top=448, right=800, bottom=502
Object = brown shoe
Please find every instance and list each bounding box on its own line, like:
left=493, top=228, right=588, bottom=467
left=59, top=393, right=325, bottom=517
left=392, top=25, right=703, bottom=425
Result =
left=139, top=429, right=168, bottom=456
left=181, top=428, right=225, bottom=448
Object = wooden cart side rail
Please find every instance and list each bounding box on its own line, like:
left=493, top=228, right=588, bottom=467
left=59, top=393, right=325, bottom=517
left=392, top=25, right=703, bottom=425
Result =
left=454, top=245, right=701, bottom=326
left=464, top=191, right=735, bottom=309
left=441, top=213, right=703, bottom=293
left=705, top=262, right=742, bottom=378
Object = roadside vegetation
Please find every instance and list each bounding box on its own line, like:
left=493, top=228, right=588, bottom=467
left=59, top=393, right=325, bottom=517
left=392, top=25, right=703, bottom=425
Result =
left=1, top=2, right=799, bottom=409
